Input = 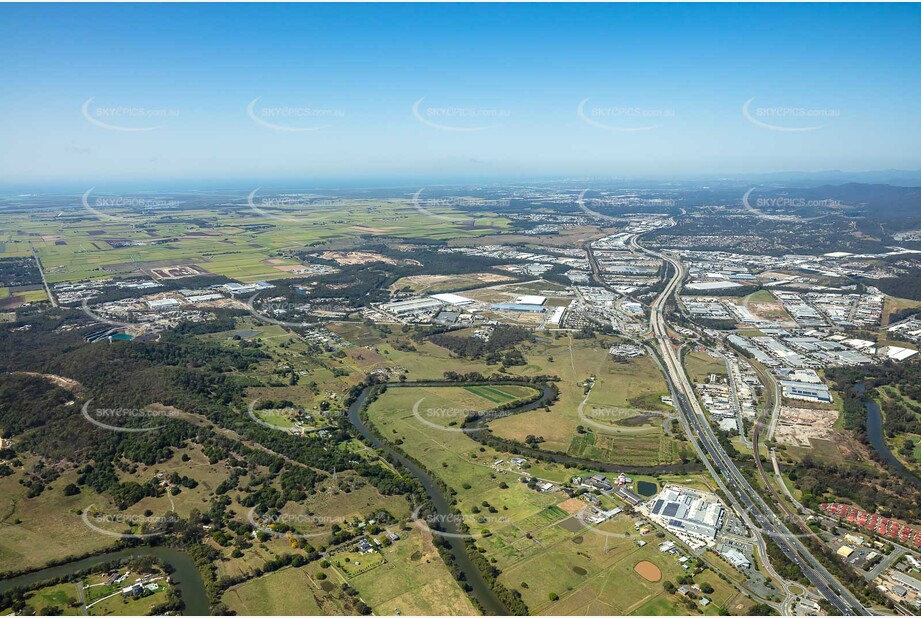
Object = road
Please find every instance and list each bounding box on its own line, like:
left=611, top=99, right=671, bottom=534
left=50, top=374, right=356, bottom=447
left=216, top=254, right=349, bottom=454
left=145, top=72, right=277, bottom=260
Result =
left=30, top=244, right=58, bottom=308
left=865, top=546, right=906, bottom=582
left=633, top=233, right=872, bottom=616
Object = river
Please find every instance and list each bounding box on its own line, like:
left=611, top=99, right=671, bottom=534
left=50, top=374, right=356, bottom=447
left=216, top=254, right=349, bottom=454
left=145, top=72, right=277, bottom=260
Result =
left=347, top=385, right=508, bottom=615
left=0, top=546, right=209, bottom=616
left=864, top=396, right=921, bottom=487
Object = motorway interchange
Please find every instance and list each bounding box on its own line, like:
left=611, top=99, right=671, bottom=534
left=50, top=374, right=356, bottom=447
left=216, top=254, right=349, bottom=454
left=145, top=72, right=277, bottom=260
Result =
left=622, top=231, right=873, bottom=616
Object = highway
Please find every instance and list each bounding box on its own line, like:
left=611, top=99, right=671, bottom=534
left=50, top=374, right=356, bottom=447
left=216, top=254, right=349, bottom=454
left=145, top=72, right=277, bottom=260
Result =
left=31, top=244, right=58, bottom=308
left=631, top=233, right=872, bottom=616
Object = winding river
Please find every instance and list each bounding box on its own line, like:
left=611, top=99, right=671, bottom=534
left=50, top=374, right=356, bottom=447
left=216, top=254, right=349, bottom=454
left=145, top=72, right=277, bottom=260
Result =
left=347, top=379, right=703, bottom=615
left=864, top=397, right=921, bottom=487
left=347, top=384, right=509, bottom=615
left=0, top=546, right=209, bottom=616
left=5, top=378, right=697, bottom=617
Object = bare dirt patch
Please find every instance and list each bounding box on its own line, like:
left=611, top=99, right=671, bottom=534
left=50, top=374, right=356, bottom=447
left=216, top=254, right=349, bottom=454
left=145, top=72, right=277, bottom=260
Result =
left=319, top=251, right=397, bottom=265
left=775, top=406, right=838, bottom=448
left=150, top=264, right=208, bottom=280
left=557, top=498, right=588, bottom=515
left=13, top=372, right=82, bottom=392
left=634, top=560, right=662, bottom=582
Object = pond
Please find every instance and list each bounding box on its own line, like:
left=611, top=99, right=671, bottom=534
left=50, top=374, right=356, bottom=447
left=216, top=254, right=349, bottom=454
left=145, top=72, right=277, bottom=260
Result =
left=636, top=480, right=658, bottom=497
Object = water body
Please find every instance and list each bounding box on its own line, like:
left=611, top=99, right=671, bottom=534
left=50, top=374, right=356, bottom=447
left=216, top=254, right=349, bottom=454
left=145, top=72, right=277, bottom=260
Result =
left=0, top=546, right=209, bottom=616
left=865, top=397, right=921, bottom=487
left=636, top=480, right=658, bottom=497
left=347, top=385, right=508, bottom=615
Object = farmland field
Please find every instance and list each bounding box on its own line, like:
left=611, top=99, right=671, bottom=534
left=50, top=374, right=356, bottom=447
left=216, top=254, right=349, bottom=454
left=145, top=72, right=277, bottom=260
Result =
left=365, top=386, right=735, bottom=616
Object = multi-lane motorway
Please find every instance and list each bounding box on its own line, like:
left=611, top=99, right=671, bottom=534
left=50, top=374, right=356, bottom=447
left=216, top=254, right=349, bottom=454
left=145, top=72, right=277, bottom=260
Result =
left=629, top=233, right=872, bottom=616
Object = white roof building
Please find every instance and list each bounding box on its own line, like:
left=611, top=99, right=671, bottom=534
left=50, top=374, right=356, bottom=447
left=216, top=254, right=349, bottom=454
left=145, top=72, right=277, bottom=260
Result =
left=879, top=346, right=918, bottom=362
left=430, top=293, right=474, bottom=306
left=514, top=295, right=546, bottom=306
left=147, top=298, right=180, bottom=309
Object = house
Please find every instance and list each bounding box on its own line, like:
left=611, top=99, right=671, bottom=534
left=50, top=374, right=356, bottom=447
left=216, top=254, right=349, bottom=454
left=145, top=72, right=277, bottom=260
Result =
left=356, top=539, right=374, bottom=554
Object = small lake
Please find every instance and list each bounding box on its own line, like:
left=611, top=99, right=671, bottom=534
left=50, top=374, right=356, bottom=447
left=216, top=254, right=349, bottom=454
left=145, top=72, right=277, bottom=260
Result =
left=636, top=481, right=658, bottom=497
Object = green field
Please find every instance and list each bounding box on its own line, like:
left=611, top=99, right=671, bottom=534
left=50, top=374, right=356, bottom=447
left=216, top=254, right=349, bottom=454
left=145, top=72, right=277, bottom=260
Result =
left=0, top=459, right=118, bottom=572
left=1, top=197, right=511, bottom=285
left=24, top=582, right=82, bottom=615
left=365, top=385, right=738, bottom=616
left=684, top=350, right=727, bottom=383
left=222, top=566, right=327, bottom=615
left=348, top=528, right=478, bottom=615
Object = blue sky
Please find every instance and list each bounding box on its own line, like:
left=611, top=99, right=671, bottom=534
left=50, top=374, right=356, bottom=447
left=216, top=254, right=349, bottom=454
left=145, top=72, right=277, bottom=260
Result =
left=1, top=3, right=920, bottom=187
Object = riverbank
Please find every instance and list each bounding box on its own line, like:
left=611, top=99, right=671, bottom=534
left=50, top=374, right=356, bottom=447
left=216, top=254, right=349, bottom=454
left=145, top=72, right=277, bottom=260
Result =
left=0, top=546, right=209, bottom=616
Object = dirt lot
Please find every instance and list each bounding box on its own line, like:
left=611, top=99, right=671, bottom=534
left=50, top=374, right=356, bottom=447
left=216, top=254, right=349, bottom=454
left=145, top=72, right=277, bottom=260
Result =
left=319, top=251, right=397, bottom=265
left=775, top=406, right=838, bottom=447
left=634, top=560, right=662, bottom=582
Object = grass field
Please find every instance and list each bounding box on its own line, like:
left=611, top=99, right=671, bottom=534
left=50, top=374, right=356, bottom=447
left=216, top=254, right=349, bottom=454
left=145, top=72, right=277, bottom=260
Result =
left=2, top=197, right=511, bottom=285
left=87, top=582, right=169, bottom=616
left=348, top=528, right=478, bottom=615
left=365, top=386, right=735, bottom=616
left=222, top=566, right=326, bottom=615
left=684, top=350, right=727, bottom=383
left=332, top=549, right=385, bottom=578
left=0, top=460, right=118, bottom=573
left=23, top=582, right=82, bottom=615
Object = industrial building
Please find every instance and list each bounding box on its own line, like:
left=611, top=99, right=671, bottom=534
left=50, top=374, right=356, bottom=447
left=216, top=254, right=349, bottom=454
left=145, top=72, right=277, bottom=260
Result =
left=514, top=295, right=547, bottom=306
left=380, top=297, right=444, bottom=315
left=430, top=293, right=474, bottom=306
left=780, top=380, right=833, bottom=403
left=491, top=303, right=546, bottom=312
left=718, top=547, right=752, bottom=569
left=648, top=485, right=725, bottom=543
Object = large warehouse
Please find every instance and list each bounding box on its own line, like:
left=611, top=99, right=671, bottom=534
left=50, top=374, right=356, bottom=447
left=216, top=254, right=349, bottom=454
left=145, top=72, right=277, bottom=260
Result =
left=648, top=485, right=725, bottom=542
